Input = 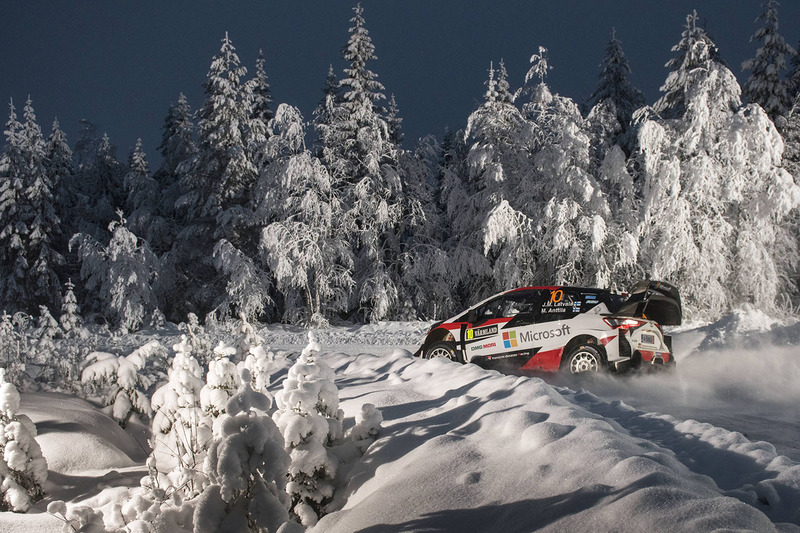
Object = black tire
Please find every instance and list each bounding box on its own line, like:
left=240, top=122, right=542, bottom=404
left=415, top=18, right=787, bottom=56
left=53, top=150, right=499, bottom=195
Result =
left=424, top=341, right=462, bottom=363
left=564, top=344, right=604, bottom=374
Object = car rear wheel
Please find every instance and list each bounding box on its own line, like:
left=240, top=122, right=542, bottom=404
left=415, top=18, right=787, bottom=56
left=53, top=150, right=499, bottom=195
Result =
left=565, top=344, right=603, bottom=374
left=424, top=341, right=461, bottom=363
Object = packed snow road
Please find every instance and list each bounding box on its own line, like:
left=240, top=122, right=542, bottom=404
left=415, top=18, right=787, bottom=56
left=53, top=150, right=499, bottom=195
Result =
left=263, top=319, right=800, bottom=530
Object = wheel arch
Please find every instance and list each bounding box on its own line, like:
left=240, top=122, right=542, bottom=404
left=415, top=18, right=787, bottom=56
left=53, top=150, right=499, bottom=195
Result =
left=421, top=327, right=456, bottom=355
left=559, top=334, right=607, bottom=369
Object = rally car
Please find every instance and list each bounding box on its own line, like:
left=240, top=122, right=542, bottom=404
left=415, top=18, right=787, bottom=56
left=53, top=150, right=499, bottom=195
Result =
left=414, top=281, right=681, bottom=374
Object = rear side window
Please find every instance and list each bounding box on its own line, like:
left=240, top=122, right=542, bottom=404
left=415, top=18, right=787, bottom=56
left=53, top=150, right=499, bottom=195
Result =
left=538, top=288, right=584, bottom=322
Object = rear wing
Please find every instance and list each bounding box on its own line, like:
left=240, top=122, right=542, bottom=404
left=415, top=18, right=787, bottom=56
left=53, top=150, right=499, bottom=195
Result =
left=615, top=280, right=682, bottom=326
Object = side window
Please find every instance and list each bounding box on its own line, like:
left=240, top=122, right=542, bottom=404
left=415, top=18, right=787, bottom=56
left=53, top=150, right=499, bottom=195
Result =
left=538, top=288, right=583, bottom=322
left=474, top=296, right=504, bottom=323
left=500, top=289, right=541, bottom=318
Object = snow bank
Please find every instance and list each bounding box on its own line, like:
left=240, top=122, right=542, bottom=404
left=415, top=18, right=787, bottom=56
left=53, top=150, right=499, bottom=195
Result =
left=20, top=393, right=144, bottom=474
left=315, top=351, right=793, bottom=531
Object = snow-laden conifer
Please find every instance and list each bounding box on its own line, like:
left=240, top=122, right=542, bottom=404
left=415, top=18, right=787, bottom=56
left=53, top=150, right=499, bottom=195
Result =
left=81, top=341, right=166, bottom=426
left=195, top=367, right=291, bottom=533
left=588, top=29, right=645, bottom=132
left=273, top=332, right=342, bottom=526
left=200, top=341, right=241, bottom=423
left=149, top=335, right=212, bottom=498
left=742, top=0, right=796, bottom=120
left=0, top=368, right=47, bottom=511
left=44, top=118, right=78, bottom=261
left=71, top=211, right=159, bottom=333
left=638, top=17, right=800, bottom=317
left=655, top=11, right=727, bottom=120
left=19, top=99, right=63, bottom=311
left=0, top=100, right=28, bottom=312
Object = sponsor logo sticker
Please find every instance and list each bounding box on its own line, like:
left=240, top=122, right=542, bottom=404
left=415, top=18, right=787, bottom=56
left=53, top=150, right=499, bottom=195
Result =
left=503, top=331, right=518, bottom=348
left=470, top=342, right=497, bottom=352
left=466, top=325, right=498, bottom=340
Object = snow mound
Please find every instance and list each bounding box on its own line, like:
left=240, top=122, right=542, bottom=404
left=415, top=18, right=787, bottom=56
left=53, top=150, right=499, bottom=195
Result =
left=20, top=393, right=143, bottom=473
left=697, top=304, right=794, bottom=350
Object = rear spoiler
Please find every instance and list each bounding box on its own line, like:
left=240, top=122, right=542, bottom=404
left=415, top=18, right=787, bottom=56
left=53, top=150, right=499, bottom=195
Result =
left=616, top=280, right=682, bottom=326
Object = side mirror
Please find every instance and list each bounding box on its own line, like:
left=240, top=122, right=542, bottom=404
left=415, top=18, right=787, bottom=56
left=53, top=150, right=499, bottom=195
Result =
left=466, top=310, right=478, bottom=324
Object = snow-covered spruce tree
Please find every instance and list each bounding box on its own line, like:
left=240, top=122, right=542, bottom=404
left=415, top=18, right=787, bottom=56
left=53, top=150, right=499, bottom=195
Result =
left=153, top=93, right=194, bottom=253
left=637, top=13, right=800, bottom=318
left=0, top=311, right=24, bottom=386
left=742, top=0, right=796, bottom=121
left=0, top=99, right=63, bottom=314
left=172, top=33, right=267, bottom=322
left=260, top=104, right=354, bottom=326
left=70, top=211, right=159, bottom=333
left=321, top=3, right=407, bottom=321
left=200, top=341, right=241, bottom=424
left=74, top=131, right=126, bottom=241
left=587, top=29, right=645, bottom=135
left=125, top=139, right=171, bottom=256
left=0, top=368, right=47, bottom=512
left=238, top=344, right=279, bottom=400
left=346, top=403, right=383, bottom=454
left=459, top=61, right=526, bottom=295
left=0, top=100, right=29, bottom=313
left=44, top=118, right=80, bottom=274
left=80, top=341, right=167, bottom=427
left=655, top=10, right=726, bottom=120
left=58, top=279, right=86, bottom=339
left=273, top=333, right=342, bottom=526
left=19, top=99, right=63, bottom=312
left=396, top=134, right=458, bottom=320
left=195, top=368, right=291, bottom=533
left=246, top=49, right=274, bottom=126
left=149, top=335, right=212, bottom=498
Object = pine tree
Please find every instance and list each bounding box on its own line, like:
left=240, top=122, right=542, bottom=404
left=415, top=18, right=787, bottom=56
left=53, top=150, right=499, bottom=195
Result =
left=247, top=49, right=274, bottom=125
left=149, top=335, right=212, bottom=498
left=325, top=3, right=407, bottom=320
left=588, top=29, right=645, bottom=132
left=58, top=279, right=86, bottom=339
left=125, top=139, right=170, bottom=253
left=742, top=0, right=796, bottom=120
left=195, top=367, right=290, bottom=533
left=462, top=61, right=528, bottom=293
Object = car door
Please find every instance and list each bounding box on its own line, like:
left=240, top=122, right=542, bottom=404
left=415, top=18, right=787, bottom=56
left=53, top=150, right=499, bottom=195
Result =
left=463, top=289, right=542, bottom=362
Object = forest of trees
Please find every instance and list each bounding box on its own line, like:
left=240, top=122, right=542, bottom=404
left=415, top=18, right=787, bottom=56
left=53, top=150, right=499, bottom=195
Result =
left=3, top=2, right=800, bottom=330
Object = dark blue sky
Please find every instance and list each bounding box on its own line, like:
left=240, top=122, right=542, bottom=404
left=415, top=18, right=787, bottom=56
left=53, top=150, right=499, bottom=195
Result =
left=2, top=1, right=799, bottom=165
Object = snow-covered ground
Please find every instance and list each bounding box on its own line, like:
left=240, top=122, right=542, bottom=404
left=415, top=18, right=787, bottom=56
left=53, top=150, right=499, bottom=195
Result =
left=1, top=315, right=799, bottom=531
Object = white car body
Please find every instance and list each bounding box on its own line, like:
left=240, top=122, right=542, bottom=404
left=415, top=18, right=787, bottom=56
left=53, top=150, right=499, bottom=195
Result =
left=416, top=282, right=681, bottom=373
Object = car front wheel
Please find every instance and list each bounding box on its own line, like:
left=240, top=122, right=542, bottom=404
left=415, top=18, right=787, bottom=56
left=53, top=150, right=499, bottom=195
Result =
left=565, top=344, right=603, bottom=374
left=424, top=341, right=461, bottom=363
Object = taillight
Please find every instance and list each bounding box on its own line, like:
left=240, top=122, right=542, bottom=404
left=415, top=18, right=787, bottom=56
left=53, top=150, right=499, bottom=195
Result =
left=603, top=317, right=647, bottom=330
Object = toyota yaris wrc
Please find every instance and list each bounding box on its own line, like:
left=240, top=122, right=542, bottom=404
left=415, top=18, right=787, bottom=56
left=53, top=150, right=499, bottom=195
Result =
left=415, top=281, right=682, bottom=374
